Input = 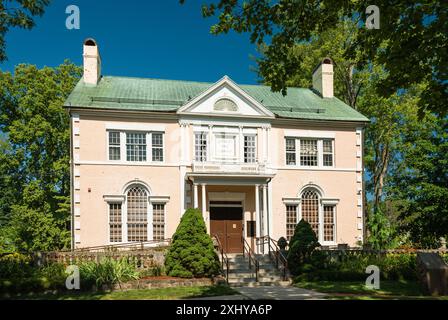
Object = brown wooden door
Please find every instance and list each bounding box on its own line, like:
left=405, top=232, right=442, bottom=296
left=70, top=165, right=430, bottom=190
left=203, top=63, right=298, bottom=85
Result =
left=210, top=207, right=243, bottom=253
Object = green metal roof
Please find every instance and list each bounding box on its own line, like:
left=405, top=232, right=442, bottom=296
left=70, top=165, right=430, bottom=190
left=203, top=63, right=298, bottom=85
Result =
left=64, top=76, right=369, bottom=122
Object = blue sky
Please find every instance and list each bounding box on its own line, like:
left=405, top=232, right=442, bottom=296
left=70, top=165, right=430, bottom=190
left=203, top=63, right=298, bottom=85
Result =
left=1, top=0, right=261, bottom=84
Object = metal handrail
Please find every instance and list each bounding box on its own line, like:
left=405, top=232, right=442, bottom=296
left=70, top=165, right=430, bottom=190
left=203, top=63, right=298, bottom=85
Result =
left=212, top=235, right=230, bottom=284
left=242, top=236, right=259, bottom=282
left=258, top=236, right=288, bottom=281
left=55, top=239, right=172, bottom=253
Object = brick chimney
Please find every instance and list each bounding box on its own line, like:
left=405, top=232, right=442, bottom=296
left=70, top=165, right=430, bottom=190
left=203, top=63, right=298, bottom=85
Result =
left=312, top=58, right=334, bottom=98
left=83, top=38, right=101, bottom=85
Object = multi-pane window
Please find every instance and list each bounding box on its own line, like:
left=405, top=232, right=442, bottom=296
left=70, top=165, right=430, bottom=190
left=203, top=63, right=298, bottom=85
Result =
left=323, top=206, right=335, bottom=242
left=108, top=131, right=121, bottom=160
left=323, top=139, right=334, bottom=166
left=152, top=204, right=165, bottom=241
left=301, top=189, right=319, bottom=236
left=151, top=133, right=164, bottom=162
left=286, top=138, right=296, bottom=165
left=127, top=186, right=148, bottom=242
left=285, top=138, right=334, bottom=167
left=195, top=132, right=207, bottom=162
left=300, top=139, right=318, bottom=166
left=109, top=203, right=122, bottom=242
left=126, top=133, right=146, bottom=162
left=244, top=135, right=256, bottom=163
left=286, top=205, right=298, bottom=241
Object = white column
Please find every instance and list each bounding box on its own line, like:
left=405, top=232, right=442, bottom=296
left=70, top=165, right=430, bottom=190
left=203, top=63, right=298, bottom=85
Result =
left=193, top=183, right=198, bottom=208
left=201, top=183, right=206, bottom=217
left=255, top=184, right=260, bottom=254
left=262, top=184, right=268, bottom=253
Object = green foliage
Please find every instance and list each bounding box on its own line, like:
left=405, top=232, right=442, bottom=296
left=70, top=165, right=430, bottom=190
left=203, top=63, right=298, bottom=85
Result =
left=367, top=207, right=397, bottom=250
left=0, top=253, right=67, bottom=294
left=287, top=219, right=320, bottom=275
left=296, top=252, right=418, bottom=282
left=0, top=62, right=82, bottom=252
left=192, top=0, right=447, bottom=115
left=0, top=253, right=32, bottom=279
left=164, top=208, right=220, bottom=278
left=79, top=257, right=140, bottom=290
left=0, top=0, right=51, bottom=61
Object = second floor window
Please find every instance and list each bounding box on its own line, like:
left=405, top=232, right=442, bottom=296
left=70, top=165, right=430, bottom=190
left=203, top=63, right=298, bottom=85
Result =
left=286, top=138, right=296, bottom=165
left=152, top=133, right=164, bottom=162
left=108, top=131, right=121, bottom=160
left=195, top=132, right=207, bottom=162
left=244, top=135, right=256, bottom=163
left=323, top=139, right=333, bottom=166
left=126, top=133, right=147, bottom=162
left=285, top=137, right=334, bottom=167
left=300, top=139, right=318, bottom=166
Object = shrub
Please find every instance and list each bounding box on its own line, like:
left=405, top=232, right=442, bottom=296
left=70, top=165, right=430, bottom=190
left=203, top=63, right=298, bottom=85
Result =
left=164, top=208, right=220, bottom=278
left=79, top=257, right=139, bottom=290
left=0, top=253, right=33, bottom=279
left=287, top=219, right=320, bottom=275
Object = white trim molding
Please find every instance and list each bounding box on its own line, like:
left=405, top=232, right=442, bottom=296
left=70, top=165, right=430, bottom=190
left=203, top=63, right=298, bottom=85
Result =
left=148, top=195, right=170, bottom=203
left=321, top=198, right=340, bottom=205
left=103, top=195, right=126, bottom=203
left=282, top=197, right=301, bottom=205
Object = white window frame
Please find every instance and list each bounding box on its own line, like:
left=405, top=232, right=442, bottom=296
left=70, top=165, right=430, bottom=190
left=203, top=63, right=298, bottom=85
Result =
left=106, top=130, right=165, bottom=164
left=107, top=130, right=122, bottom=162
left=243, top=134, right=257, bottom=163
left=322, top=205, right=337, bottom=244
left=285, top=137, right=335, bottom=168
left=151, top=202, right=166, bottom=241
left=194, top=131, right=208, bottom=162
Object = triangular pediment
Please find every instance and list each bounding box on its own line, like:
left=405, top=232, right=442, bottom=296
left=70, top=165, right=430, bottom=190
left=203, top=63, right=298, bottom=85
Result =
left=177, top=76, right=275, bottom=118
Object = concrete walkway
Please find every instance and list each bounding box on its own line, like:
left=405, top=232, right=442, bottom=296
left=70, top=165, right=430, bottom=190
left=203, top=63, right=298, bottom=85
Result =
left=192, top=286, right=326, bottom=300
left=235, top=286, right=326, bottom=300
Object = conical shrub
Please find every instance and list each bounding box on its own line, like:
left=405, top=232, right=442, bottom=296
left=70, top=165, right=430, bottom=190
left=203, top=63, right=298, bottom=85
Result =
left=164, top=208, right=220, bottom=278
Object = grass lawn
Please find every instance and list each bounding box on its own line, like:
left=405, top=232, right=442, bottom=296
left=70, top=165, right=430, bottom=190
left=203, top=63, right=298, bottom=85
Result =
left=5, top=285, right=239, bottom=300
left=295, top=280, right=448, bottom=300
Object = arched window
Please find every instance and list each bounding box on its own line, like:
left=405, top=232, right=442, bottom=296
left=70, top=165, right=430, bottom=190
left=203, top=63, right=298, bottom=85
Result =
left=127, top=185, right=148, bottom=242
left=301, top=189, right=319, bottom=236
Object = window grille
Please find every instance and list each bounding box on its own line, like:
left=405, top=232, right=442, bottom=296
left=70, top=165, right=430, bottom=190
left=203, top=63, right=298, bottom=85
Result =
left=323, top=206, right=335, bottom=242
left=126, top=133, right=146, bottom=162
left=323, top=139, right=334, bottom=166
left=127, top=186, right=148, bottom=241
left=244, top=135, right=256, bottom=163
left=152, top=204, right=165, bottom=241
left=108, top=131, right=121, bottom=160
left=151, top=133, right=164, bottom=161
left=286, top=205, right=298, bottom=241
left=300, top=139, right=318, bottom=166
left=109, top=203, right=122, bottom=242
left=286, top=138, right=296, bottom=165
left=301, top=189, right=319, bottom=236
left=195, top=132, right=207, bottom=161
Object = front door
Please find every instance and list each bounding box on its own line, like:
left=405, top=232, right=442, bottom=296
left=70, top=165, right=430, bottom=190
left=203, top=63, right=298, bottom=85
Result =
left=210, top=206, right=243, bottom=253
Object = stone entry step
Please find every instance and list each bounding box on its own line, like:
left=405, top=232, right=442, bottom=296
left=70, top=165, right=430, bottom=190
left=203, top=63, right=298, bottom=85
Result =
left=222, top=253, right=290, bottom=287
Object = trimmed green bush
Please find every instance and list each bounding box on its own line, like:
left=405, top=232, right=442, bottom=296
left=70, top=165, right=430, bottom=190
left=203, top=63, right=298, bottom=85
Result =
left=0, top=253, right=33, bottom=279
left=164, top=208, right=220, bottom=278
left=287, top=219, right=320, bottom=275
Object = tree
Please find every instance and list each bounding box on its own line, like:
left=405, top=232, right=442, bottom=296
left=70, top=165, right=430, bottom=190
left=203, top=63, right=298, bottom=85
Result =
left=0, top=0, right=51, bottom=61
left=164, top=208, right=220, bottom=278
left=184, top=0, right=447, bottom=115
left=287, top=219, right=320, bottom=275
left=0, top=61, right=82, bottom=252
left=389, top=113, right=448, bottom=248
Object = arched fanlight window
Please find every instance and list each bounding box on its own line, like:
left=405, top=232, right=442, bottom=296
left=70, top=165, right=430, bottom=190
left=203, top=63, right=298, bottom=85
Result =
left=127, top=185, right=148, bottom=242
left=214, top=98, right=238, bottom=112
left=301, top=189, right=319, bottom=236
